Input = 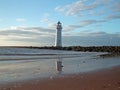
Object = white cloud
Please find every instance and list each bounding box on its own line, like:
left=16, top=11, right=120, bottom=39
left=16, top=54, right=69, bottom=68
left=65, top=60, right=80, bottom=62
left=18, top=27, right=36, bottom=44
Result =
left=55, top=0, right=119, bottom=19
left=16, top=18, right=26, bottom=22
left=0, top=26, right=55, bottom=39
left=55, top=0, right=99, bottom=16
left=105, top=14, right=120, bottom=20
left=63, top=19, right=106, bottom=31
left=63, top=30, right=120, bottom=46
left=64, top=30, right=106, bottom=36
left=63, top=35, right=120, bottom=46
left=0, top=26, right=56, bottom=46
left=43, top=13, right=50, bottom=17
left=54, top=0, right=120, bottom=33
left=109, top=1, right=120, bottom=12
left=40, top=18, right=50, bottom=23
left=40, top=13, right=52, bottom=23
left=0, top=26, right=120, bottom=46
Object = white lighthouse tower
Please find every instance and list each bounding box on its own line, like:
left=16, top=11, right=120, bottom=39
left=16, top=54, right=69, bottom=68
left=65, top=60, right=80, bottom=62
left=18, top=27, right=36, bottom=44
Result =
left=55, top=21, right=62, bottom=47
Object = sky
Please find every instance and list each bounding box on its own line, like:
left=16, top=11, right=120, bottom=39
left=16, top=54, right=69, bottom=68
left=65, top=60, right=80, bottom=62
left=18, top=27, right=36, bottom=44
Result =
left=0, top=0, right=120, bottom=46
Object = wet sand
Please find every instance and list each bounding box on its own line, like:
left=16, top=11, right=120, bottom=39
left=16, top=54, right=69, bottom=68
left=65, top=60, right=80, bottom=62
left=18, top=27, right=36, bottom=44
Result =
left=1, top=66, right=120, bottom=90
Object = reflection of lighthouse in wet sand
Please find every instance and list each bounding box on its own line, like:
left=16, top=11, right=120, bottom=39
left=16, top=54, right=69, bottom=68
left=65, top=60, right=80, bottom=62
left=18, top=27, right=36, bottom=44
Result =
left=56, top=60, right=63, bottom=71
left=55, top=21, right=62, bottom=47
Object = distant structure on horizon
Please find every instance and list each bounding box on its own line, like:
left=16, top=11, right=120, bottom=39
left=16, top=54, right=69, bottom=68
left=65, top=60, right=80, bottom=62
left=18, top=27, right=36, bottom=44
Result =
left=55, top=21, right=62, bottom=47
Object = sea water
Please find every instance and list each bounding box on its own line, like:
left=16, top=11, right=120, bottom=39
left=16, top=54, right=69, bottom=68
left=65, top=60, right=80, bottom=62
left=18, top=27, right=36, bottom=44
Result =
left=0, top=48, right=120, bottom=85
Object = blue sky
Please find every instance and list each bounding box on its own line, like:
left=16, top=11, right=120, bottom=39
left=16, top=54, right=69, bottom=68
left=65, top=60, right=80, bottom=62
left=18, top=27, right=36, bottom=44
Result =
left=0, top=0, right=120, bottom=46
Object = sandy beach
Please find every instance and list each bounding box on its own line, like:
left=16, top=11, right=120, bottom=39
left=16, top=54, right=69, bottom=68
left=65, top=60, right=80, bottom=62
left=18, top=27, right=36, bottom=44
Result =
left=1, top=66, right=120, bottom=90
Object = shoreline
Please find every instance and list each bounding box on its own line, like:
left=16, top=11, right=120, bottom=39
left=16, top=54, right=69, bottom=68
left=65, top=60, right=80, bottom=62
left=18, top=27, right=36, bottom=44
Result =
left=1, top=65, right=120, bottom=90
left=0, top=46, right=120, bottom=54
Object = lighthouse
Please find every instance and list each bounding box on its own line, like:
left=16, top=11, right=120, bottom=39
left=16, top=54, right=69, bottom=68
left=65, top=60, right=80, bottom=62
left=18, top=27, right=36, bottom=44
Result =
left=55, top=21, right=62, bottom=47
